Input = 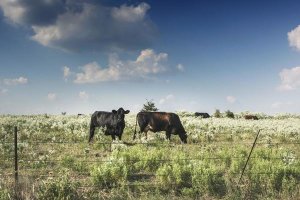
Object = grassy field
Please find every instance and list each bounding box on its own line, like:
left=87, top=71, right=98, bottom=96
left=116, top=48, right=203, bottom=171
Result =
left=0, top=113, right=300, bottom=199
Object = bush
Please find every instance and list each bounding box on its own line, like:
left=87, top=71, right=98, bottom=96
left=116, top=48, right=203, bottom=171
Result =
left=225, top=110, right=234, bottom=118
left=0, top=189, right=11, bottom=200
left=207, top=172, right=227, bottom=197
left=91, top=161, right=129, bottom=187
left=156, top=162, right=193, bottom=192
left=37, top=174, right=81, bottom=200
left=213, top=109, right=221, bottom=118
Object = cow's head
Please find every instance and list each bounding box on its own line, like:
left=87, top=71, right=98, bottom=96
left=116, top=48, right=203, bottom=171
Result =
left=112, top=107, right=130, bottom=124
left=179, top=131, right=188, bottom=144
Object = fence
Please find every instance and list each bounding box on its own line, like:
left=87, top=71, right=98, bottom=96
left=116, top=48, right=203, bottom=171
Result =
left=1, top=126, right=300, bottom=198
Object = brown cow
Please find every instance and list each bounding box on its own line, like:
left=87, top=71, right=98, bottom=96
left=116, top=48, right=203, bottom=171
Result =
left=133, top=112, right=187, bottom=143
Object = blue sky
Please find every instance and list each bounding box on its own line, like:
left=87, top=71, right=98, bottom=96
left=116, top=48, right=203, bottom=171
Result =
left=0, top=0, right=300, bottom=114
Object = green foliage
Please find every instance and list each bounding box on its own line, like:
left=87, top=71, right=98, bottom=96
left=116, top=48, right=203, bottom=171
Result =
left=1, top=114, right=300, bottom=199
left=156, top=163, right=193, bottom=190
left=207, top=172, right=227, bottom=197
left=213, top=109, right=221, bottom=118
left=141, top=99, right=158, bottom=112
left=0, top=189, right=11, bottom=200
left=61, top=156, right=88, bottom=172
left=37, top=174, right=81, bottom=200
left=91, top=161, right=129, bottom=187
left=225, top=110, right=234, bottom=118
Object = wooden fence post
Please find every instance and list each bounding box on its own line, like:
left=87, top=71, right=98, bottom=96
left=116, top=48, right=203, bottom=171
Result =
left=14, top=126, right=18, bottom=185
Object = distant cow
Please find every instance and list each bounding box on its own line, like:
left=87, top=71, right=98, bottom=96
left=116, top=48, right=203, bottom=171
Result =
left=88, top=108, right=130, bottom=143
left=195, top=112, right=210, bottom=118
left=133, top=112, right=188, bottom=143
left=244, top=115, right=258, bottom=120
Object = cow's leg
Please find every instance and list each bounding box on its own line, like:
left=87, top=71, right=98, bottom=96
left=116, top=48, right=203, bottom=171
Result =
left=139, top=124, right=147, bottom=139
left=144, top=130, right=148, bottom=140
left=111, top=134, right=116, bottom=140
left=89, top=124, right=95, bottom=143
left=143, top=126, right=150, bottom=140
left=117, top=128, right=123, bottom=140
left=166, top=130, right=171, bottom=141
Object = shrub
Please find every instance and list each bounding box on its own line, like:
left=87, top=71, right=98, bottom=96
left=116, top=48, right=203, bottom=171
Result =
left=91, top=161, right=128, bottom=187
left=225, top=110, right=234, bottom=118
left=0, top=189, right=11, bottom=200
left=213, top=109, right=221, bottom=118
left=37, top=175, right=81, bottom=200
left=156, top=163, right=192, bottom=191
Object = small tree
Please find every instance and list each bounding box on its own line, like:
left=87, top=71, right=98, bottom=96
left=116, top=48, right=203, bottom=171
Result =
left=225, top=110, right=234, bottom=118
left=141, top=99, right=158, bottom=112
left=213, top=109, right=221, bottom=118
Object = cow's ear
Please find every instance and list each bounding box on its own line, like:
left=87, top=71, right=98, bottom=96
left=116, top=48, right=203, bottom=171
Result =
left=112, top=110, right=117, bottom=114
left=125, top=110, right=130, bottom=114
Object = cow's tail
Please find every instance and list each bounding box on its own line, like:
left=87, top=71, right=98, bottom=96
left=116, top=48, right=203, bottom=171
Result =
left=133, top=114, right=138, bottom=140
left=88, top=113, right=95, bottom=143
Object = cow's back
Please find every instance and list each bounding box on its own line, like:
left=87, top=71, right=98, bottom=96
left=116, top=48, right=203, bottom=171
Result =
left=91, top=111, right=115, bottom=127
left=137, top=112, right=170, bottom=131
left=137, top=112, right=185, bottom=132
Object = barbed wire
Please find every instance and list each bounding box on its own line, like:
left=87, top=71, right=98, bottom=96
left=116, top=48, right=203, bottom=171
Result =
left=8, top=156, right=298, bottom=165
left=1, top=141, right=300, bottom=145
left=0, top=171, right=295, bottom=179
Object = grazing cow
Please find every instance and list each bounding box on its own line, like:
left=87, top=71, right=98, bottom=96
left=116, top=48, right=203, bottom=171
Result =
left=133, top=112, right=188, bottom=143
left=88, top=108, right=130, bottom=143
left=195, top=112, right=210, bottom=118
left=244, top=115, right=259, bottom=120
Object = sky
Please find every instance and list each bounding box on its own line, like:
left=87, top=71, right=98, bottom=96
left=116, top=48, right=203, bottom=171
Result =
left=0, top=0, right=300, bottom=115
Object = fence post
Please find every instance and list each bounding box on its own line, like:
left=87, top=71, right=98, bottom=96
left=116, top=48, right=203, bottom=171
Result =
left=238, top=129, right=261, bottom=184
left=14, top=126, right=18, bottom=185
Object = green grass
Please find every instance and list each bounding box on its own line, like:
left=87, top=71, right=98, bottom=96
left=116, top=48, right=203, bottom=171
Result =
left=0, top=114, right=300, bottom=199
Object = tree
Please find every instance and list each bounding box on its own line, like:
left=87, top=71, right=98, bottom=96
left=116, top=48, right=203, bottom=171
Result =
left=225, top=110, right=234, bottom=118
left=141, top=99, right=158, bottom=112
left=213, top=109, right=221, bottom=118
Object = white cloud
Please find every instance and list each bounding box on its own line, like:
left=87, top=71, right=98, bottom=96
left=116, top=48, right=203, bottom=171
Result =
left=0, top=0, right=65, bottom=26
left=111, top=3, right=150, bottom=22
left=288, top=25, right=300, bottom=51
left=47, top=93, right=57, bottom=101
left=30, top=2, right=155, bottom=52
left=79, top=91, right=89, bottom=100
left=159, top=94, right=175, bottom=105
left=226, top=96, right=236, bottom=104
left=177, top=64, right=185, bottom=72
left=0, top=1, right=156, bottom=52
left=63, top=66, right=71, bottom=81
left=278, top=66, right=300, bottom=91
left=3, top=77, right=28, bottom=85
left=0, top=88, right=8, bottom=95
left=271, top=101, right=293, bottom=109
left=74, top=49, right=169, bottom=83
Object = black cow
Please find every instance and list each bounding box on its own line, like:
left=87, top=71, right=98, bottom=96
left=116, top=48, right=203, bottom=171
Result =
left=133, top=112, right=188, bottom=143
left=195, top=112, right=210, bottom=118
left=88, top=108, right=130, bottom=143
left=244, top=115, right=259, bottom=120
